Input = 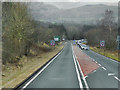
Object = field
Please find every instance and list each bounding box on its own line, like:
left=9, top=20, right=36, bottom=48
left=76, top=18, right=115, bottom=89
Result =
left=2, top=43, right=64, bottom=88
left=90, top=47, right=119, bottom=62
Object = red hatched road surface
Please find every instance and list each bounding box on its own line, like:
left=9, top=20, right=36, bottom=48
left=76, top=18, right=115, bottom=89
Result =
left=73, top=45, right=99, bottom=76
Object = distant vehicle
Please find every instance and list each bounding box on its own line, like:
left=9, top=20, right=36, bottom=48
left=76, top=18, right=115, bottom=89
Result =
left=77, top=40, right=82, bottom=45
left=62, top=38, right=65, bottom=41
left=80, top=44, right=89, bottom=50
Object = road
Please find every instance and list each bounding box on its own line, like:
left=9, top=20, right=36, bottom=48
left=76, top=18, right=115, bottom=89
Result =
left=82, top=48, right=120, bottom=88
left=19, top=42, right=81, bottom=89
left=17, top=41, right=120, bottom=89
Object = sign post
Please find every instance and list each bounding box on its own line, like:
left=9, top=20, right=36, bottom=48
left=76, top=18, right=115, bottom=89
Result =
left=100, top=40, right=105, bottom=55
left=115, top=35, right=120, bottom=61
left=117, top=35, right=120, bottom=50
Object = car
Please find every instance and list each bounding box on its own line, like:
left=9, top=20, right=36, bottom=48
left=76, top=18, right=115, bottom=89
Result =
left=80, top=44, right=89, bottom=50
left=77, top=40, right=82, bottom=45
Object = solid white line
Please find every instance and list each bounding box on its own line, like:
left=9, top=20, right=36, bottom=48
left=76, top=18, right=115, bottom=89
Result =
left=90, top=50, right=119, bottom=64
left=73, top=54, right=83, bottom=90
left=75, top=56, right=89, bottom=90
left=72, top=45, right=83, bottom=89
left=21, top=47, right=64, bottom=89
left=74, top=46, right=89, bottom=89
left=102, top=67, right=106, bottom=70
left=114, top=76, right=120, bottom=82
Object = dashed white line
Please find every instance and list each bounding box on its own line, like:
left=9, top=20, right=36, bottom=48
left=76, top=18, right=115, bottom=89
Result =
left=21, top=47, right=65, bottom=89
left=114, top=76, right=120, bottom=82
left=108, top=73, right=115, bottom=76
left=80, top=48, right=108, bottom=71
left=95, top=61, right=98, bottom=64
left=98, top=64, right=101, bottom=66
left=108, top=73, right=120, bottom=82
left=90, top=50, right=119, bottom=64
left=102, top=67, right=106, bottom=70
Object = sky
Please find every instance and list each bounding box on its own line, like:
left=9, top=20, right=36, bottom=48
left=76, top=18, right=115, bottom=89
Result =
left=2, top=0, right=119, bottom=2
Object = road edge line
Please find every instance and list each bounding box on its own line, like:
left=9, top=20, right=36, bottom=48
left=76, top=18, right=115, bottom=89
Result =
left=15, top=45, right=65, bottom=90
left=90, top=50, right=119, bottom=63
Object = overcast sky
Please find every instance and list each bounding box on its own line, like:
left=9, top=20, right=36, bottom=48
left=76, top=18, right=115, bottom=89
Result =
left=2, top=0, right=119, bottom=2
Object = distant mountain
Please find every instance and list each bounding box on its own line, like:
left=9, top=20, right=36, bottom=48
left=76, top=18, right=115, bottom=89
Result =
left=28, top=2, right=118, bottom=25
left=28, top=2, right=59, bottom=21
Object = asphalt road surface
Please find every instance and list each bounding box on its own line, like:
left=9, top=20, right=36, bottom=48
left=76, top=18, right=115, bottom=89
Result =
left=19, top=42, right=81, bottom=89
left=18, top=41, right=120, bottom=89
left=82, top=47, right=120, bottom=88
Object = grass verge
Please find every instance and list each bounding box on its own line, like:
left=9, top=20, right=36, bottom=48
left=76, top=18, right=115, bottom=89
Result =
left=90, top=47, right=119, bottom=62
left=2, top=43, right=64, bottom=88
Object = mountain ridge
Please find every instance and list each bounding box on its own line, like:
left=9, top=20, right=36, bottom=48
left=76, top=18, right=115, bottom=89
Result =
left=28, top=2, right=118, bottom=25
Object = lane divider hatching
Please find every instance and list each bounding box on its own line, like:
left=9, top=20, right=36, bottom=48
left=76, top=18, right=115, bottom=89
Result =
left=72, top=44, right=83, bottom=89
left=75, top=55, right=89, bottom=90
left=20, top=45, right=65, bottom=89
left=78, top=45, right=120, bottom=82
left=80, top=48, right=107, bottom=71
left=72, top=44, right=89, bottom=90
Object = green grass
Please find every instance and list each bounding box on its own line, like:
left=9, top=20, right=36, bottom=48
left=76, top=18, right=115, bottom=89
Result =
left=2, top=43, right=64, bottom=88
left=90, top=47, right=119, bottom=62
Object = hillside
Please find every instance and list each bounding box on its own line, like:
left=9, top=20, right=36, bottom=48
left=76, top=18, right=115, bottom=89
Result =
left=28, top=2, right=118, bottom=25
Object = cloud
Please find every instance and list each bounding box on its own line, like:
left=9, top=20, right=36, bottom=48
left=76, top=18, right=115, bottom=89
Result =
left=2, top=0, right=119, bottom=2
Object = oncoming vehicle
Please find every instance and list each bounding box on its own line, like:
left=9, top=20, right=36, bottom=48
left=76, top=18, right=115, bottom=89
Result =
left=80, top=44, right=89, bottom=50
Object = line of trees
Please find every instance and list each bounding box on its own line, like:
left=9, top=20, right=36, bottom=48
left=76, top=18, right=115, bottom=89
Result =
left=85, top=9, right=117, bottom=50
left=2, top=2, right=67, bottom=65
left=64, top=9, right=117, bottom=50
left=2, top=2, right=118, bottom=65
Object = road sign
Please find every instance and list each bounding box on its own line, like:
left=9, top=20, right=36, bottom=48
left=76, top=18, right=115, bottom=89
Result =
left=73, top=40, right=76, bottom=44
left=50, top=40, right=55, bottom=46
left=100, top=40, right=105, bottom=47
left=54, top=36, right=60, bottom=41
left=117, top=35, right=120, bottom=41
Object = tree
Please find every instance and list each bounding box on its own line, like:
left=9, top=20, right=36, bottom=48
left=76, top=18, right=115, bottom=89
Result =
left=101, top=9, right=115, bottom=49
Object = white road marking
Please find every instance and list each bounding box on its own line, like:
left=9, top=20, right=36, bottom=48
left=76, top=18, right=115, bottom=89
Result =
left=108, top=73, right=115, bottom=76
left=75, top=56, right=90, bottom=90
left=84, top=75, right=88, bottom=79
left=93, top=70, right=96, bottom=73
left=98, top=64, right=101, bottom=66
left=108, top=73, right=120, bottom=82
left=73, top=46, right=89, bottom=90
left=80, top=48, right=108, bottom=71
left=102, top=67, right=106, bottom=70
left=72, top=45, right=83, bottom=89
left=90, top=50, right=119, bottom=64
left=21, top=47, right=65, bottom=89
left=95, top=61, right=98, bottom=63
left=114, top=76, right=120, bottom=82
